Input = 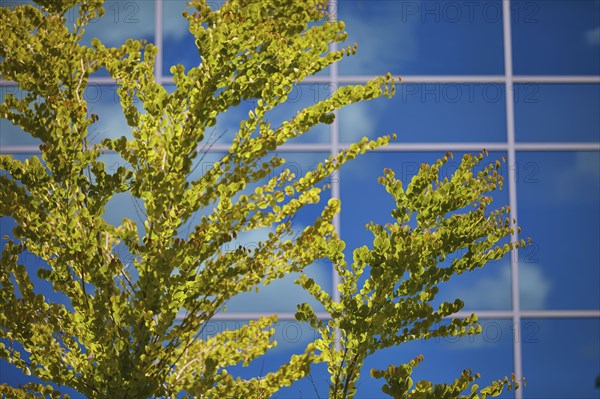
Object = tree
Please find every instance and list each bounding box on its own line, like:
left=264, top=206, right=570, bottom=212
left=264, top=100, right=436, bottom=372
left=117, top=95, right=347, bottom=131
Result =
left=0, top=0, right=528, bottom=398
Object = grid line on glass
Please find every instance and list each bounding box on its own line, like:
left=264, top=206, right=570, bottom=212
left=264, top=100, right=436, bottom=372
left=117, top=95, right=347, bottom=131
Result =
left=185, top=310, right=600, bottom=321
left=155, top=0, right=163, bottom=80
left=3, top=76, right=599, bottom=87
left=330, top=0, right=341, bottom=307
left=3, top=143, right=599, bottom=154
left=502, top=1, right=524, bottom=397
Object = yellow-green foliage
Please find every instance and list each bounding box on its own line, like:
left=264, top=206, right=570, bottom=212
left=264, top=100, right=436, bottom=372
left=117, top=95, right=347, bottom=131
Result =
left=0, top=1, right=527, bottom=398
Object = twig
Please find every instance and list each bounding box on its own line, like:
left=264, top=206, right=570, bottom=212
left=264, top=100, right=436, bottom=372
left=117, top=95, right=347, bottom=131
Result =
left=308, top=374, right=322, bottom=399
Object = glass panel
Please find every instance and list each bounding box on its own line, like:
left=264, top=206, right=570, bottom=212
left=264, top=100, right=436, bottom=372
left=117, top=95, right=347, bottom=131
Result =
left=514, top=84, right=600, bottom=142
left=163, top=0, right=200, bottom=74
left=82, top=0, right=155, bottom=46
left=358, top=319, right=516, bottom=398
left=0, top=85, right=137, bottom=148
left=83, top=0, right=156, bottom=77
left=521, top=318, right=600, bottom=399
left=101, top=151, right=336, bottom=313
left=339, top=83, right=507, bottom=143
left=340, top=151, right=512, bottom=311
left=203, top=83, right=331, bottom=144
left=101, top=152, right=144, bottom=229
left=162, top=0, right=330, bottom=77
left=267, top=83, right=332, bottom=144
left=86, top=85, right=134, bottom=145
left=224, top=262, right=333, bottom=313
left=2, top=85, right=332, bottom=150
left=216, top=319, right=329, bottom=398
left=0, top=87, right=41, bottom=147
left=0, top=218, right=49, bottom=287
left=512, top=0, right=600, bottom=75
left=212, top=319, right=516, bottom=398
left=223, top=152, right=334, bottom=313
left=0, top=357, right=81, bottom=397
left=0, top=83, right=331, bottom=148
left=337, top=0, right=505, bottom=75
left=0, top=1, right=152, bottom=79
left=517, top=152, right=600, bottom=310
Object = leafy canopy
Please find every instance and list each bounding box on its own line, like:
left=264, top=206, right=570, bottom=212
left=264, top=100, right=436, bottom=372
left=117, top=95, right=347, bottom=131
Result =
left=0, top=0, right=528, bottom=398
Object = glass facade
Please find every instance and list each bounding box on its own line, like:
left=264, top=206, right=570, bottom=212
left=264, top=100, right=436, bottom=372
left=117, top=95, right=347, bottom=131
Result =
left=1, top=1, right=599, bottom=398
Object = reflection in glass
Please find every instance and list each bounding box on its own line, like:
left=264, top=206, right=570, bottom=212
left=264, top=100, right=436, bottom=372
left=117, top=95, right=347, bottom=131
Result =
left=340, top=151, right=512, bottom=311
left=222, top=152, right=335, bottom=312
left=0, top=87, right=41, bottom=147
left=339, top=83, right=506, bottom=143
left=217, top=319, right=329, bottom=398
left=359, top=319, right=515, bottom=398
left=207, top=84, right=331, bottom=144
left=514, top=84, right=600, bottom=142
left=338, top=0, right=504, bottom=75
left=86, top=85, right=134, bottom=145
left=512, top=0, right=600, bottom=75
left=521, top=318, right=600, bottom=399
left=163, top=0, right=200, bottom=74
left=517, top=152, right=600, bottom=310
left=83, top=0, right=155, bottom=47
left=82, top=0, right=156, bottom=77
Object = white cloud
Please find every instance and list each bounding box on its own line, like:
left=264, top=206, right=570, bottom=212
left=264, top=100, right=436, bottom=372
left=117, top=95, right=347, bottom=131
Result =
left=340, top=103, right=378, bottom=143
left=575, top=151, right=600, bottom=177
left=224, top=267, right=329, bottom=313
left=448, top=263, right=512, bottom=310
left=519, top=262, right=552, bottom=309
left=447, top=262, right=551, bottom=310
left=556, top=152, right=600, bottom=203
left=83, top=1, right=156, bottom=46
left=436, top=263, right=551, bottom=350
left=340, top=7, right=417, bottom=74
left=224, top=224, right=332, bottom=313
left=80, top=2, right=204, bottom=49
left=87, top=98, right=131, bottom=144
left=585, top=26, right=600, bottom=46
left=103, top=191, right=146, bottom=229
left=163, top=1, right=194, bottom=41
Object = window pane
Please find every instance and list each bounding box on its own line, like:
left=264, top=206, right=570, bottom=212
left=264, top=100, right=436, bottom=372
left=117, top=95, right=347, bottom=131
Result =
left=521, top=318, right=600, bottom=399
left=340, top=84, right=507, bottom=143
left=162, top=0, right=330, bottom=77
left=100, top=151, right=336, bottom=314
left=514, top=84, right=600, bottom=142
left=340, top=151, right=512, bottom=311
left=0, top=87, right=41, bottom=147
left=3, top=0, right=186, bottom=78
left=216, top=319, right=329, bottom=398
left=83, top=0, right=156, bottom=77
left=0, top=85, right=138, bottom=148
left=83, top=1, right=155, bottom=46
left=163, top=0, right=199, bottom=74
left=512, top=0, right=600, bottom=75
left=106, top=150, right=336, bottom=314
left=358, top=319, right=515, bottom=398
left=223, top=152, right=334, bottom=313
left=337, top=0, right=505, bottom=75
left=0, top=357, right=81, bottom=398
left=87, top=85, right=133, bottom=145
left=273, top=83, right=332, bottom=144
left=517, top=152, right=600, bottom=310
left=163, top=83, right=330, bottom=144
